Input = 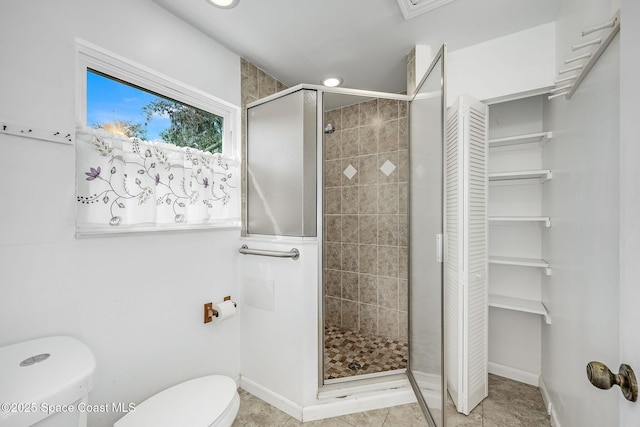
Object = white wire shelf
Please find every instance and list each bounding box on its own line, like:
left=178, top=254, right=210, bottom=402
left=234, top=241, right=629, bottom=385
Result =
left=489, top=294, right=551, bottom=324
left=488, top=131, right=552, bottom=148
left=489, top=169, right=552, bottom=183
left=489, top=256, right=551, bottom=275
left=565, top=10, right=620, bottom=100
left=489, top=216, right=552, bottom=228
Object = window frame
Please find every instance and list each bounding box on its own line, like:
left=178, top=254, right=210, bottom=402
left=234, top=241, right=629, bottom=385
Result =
left=76, top=39, right=239, bottom=159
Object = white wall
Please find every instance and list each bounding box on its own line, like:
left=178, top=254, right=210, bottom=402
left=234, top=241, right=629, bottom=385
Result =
left=238, top=239, right=319, bottom=418
left=0, top=1, right=242, bottom=426
left=447, top=23, right=556, bottom=106
left=541, top=1, right=621, bottom=426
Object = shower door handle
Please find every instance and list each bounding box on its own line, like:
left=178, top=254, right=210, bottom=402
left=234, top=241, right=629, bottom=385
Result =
left=587, top=361, right=638, bottom=402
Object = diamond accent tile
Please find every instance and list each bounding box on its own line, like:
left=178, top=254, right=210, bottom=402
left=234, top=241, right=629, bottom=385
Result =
left=380, top=159, right=396, bottom=176
left=343, top=164, right=357, bottom=180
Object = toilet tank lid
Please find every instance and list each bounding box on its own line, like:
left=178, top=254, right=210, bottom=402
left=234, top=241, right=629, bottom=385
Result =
left=0, top=336, right=96, bottom=425
left=114, top=375, right=237, bottom=427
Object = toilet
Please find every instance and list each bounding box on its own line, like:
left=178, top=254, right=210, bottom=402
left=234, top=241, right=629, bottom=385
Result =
left=0, top=336, right=96, bottom=427
left=114, top=375, right=240, bottom=427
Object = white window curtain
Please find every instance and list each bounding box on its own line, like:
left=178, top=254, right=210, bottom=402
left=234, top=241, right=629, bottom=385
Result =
left=76, top=126, right=239, bottom=232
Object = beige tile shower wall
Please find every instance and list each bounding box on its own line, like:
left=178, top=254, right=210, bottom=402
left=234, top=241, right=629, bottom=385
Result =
left=240, top=58, right=288, bottom=235
left=324, top=98, right=409, bottom=342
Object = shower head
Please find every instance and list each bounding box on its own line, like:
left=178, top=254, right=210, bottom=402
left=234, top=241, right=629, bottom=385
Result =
left=324, top=124, right=335, bottom=134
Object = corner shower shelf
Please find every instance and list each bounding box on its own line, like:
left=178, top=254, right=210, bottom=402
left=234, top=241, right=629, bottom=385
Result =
left=489, top=169, right=552, bottom=183
left=489, top=294, right=551, bottom=324
left=488, top=131, right=552, bottom=148
left=489, top=216, right=552, bottom=227
left=489, top=256, right=551, bottom=275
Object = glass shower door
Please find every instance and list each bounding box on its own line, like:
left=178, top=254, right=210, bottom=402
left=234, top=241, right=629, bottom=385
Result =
left=407, top=45, right=446, bottom=427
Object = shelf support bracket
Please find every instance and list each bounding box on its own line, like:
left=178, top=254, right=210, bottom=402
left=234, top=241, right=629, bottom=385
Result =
left=543, top=303, right=552, bottom=324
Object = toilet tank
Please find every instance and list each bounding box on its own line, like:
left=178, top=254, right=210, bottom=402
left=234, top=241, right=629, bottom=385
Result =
left=0, top=336, right=96, bottom=427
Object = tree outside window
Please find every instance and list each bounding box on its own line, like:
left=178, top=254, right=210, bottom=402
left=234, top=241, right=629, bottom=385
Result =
left=87, top=70, right=223, bottom=154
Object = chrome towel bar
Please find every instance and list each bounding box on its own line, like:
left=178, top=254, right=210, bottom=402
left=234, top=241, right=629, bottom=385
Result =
left=239, top=244, right=300, bottom=260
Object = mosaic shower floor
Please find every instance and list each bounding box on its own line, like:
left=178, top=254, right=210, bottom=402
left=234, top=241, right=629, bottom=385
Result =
left=324, top=324, right=408, bottom=380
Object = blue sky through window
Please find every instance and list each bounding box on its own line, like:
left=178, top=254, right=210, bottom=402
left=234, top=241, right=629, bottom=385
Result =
left=86, top=70, right=170, bottom=141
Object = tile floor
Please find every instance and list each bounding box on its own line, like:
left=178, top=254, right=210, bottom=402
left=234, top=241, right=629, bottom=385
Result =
left=232, top=374, right=551, bottom=426
left=232, top=389, right=426, bottom=426
left=447, top=374, right=551, bottom=427
left=324, top=325, right=408, bottom=380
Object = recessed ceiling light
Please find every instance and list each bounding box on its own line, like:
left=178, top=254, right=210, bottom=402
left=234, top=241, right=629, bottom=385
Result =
left=322, top=77, right=343, bottom=87
left=206, top=0, right=239, bottom=9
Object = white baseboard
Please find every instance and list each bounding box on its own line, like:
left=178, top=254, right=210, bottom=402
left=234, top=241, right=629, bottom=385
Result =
left=239, top=375, right=418, bottom=422
left=538, top=376, right=552, bottom=414
left=488, top=362, right=539, bottom=386
left=550, top=408, right=561, bottom=427
left=538, top=377, right=561, bottom=427
left=239, top=376, right=304, bottom=420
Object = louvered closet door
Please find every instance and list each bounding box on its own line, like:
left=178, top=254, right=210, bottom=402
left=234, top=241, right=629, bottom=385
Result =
left=445, top=101, right=462, bottom=411
left=445, top=96, right=488, bottom=415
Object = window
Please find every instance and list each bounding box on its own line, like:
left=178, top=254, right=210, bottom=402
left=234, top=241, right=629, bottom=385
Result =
left=87, top=70, right=224, bottom=154
left=76, top=39, right=238, bottom=158
left=75, top=40, right=240, bottom=233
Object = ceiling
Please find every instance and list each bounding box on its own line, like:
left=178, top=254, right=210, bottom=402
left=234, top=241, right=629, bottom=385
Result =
left=153, top=0, right=562, bottom=94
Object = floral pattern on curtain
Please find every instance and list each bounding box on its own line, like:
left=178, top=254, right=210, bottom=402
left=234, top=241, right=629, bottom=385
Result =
left=76, top=126, right=239, bottom=230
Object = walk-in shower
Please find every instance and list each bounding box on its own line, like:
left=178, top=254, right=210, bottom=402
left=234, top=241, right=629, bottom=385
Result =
left=322, top=92, right=410, bottom=381
left=245, top=46, right=446, bottom=425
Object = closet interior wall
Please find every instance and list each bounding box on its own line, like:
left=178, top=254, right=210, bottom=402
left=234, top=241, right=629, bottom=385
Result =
left=487, top=95, right=551, bottom=385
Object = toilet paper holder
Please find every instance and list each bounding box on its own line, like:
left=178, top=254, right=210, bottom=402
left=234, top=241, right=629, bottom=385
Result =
left=204, top=296, right=237, bottom=323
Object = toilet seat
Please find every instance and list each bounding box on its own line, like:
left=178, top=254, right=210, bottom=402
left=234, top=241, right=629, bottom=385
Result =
left=114, top=375, right=239, bottom=427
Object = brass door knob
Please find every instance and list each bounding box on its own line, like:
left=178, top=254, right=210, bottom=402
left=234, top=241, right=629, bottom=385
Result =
left=587, top=361, right=638, bottom=402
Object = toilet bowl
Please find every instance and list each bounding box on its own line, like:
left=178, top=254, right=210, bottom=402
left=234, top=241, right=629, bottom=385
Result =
left=114, top=375, right=239, bottom=427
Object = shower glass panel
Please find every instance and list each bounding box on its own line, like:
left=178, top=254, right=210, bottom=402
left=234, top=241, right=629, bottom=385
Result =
left=407, top=45, right=446, bottom=427
left=246, top=89, right=317, bottom=237
left=322, top=91, right=410, bottom=382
